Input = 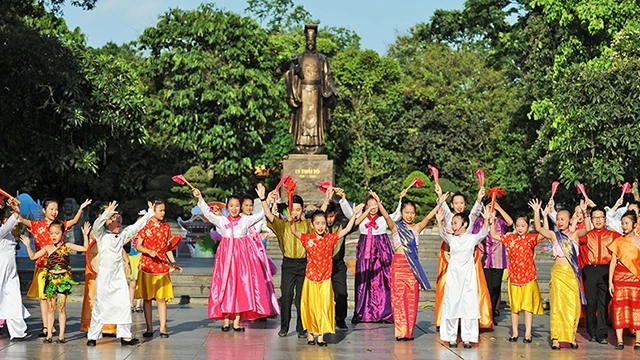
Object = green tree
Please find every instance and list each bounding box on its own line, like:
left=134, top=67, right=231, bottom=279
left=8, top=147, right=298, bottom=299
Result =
left=169, top=166, right=227, bottom=217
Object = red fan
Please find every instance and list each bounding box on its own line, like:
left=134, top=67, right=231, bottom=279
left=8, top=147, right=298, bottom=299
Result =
left=284, top=177, right=297, bottom=214
left=551, top=181, right=560, bottom=199
left=319, top=181, right=331, bottom=194
left=402, top=177, right=425, bottom=194
left=576, top=183, right=587, bottom=196
left=488, top=187, right=506, bottom=212
left=172, top=174, right=195, bottom=190
left=622, top=182, right=632, bottom=194
left=427, top=165, right=439, bottom=185
left=164, top=235, right=183, bottom=253
left=0, top=187, right=19, bottom=205
left=275, top=175, right=293, bottom=192
left=476, top=169, right=485, bottom=187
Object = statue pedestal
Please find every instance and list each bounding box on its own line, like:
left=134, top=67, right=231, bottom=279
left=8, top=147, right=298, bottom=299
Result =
left=281, top=154, right=334, bottom=205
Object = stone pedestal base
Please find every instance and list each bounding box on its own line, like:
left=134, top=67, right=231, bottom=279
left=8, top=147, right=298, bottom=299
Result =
left=281, top=154, right=334, bottom=205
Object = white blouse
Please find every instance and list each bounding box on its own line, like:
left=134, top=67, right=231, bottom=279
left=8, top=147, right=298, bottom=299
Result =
left=339, top=198, right=401, bottom=235
left=198, top=200, right=264, bottom=238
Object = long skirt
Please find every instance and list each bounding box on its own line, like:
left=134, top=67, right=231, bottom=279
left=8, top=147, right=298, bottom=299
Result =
left=249, top=232, right=280, bottom=317
left=353, top=233, right=393, bottom=323
left=391, top=254, right=419, bottom=339
left=300, top=278, right=334, bottom=334
left=26, top=266, right=46, bottom=299
left=80, top=270, right=116, bottom=333
left=0, top=254, right=30, bottom=321
left=549, top=264, right=580, bottom=343
left=135, top=271, right=174, bottom=302
left=508, top=279, right=544, bottom=314
left=207, top=235, right=273, bottom=320
left=612, top=263, right=640, bottom=330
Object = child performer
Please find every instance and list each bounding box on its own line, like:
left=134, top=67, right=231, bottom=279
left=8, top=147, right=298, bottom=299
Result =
left=135, top=199, right=183, bottom=338
left=18, top=198, right=91, bottom=337
left=194, top=185, right=274, bottom=331
left=608, top=210, right=640, bottom=350
left=290, top=204, right=363, bottom=346
left=241, top=194, right=279, bottom=318
left=261, top=189, right=312, bottom=338
left=489, top=210, right=547, bottom=343
left=20, top=221, right=90, bottom=343
left=86, top=201, right=155, bottom=346
left=374, top=191, right=446, bottom=341
left=340, top=191, right=403, bottom=324
left=436, top=203, right=492, bottom=348
left=0, top=203, right=31, bottom=340
left=128, top=210, right=146, bottom=313
left=531, top=199, right=590, bottom=350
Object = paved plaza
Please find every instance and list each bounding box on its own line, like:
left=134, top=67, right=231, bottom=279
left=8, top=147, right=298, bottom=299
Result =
left=1, top=300, right=639, bottom=360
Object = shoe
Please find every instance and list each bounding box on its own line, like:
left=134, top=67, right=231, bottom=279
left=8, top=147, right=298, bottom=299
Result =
left=121, top=338, right=139, bottom=346
left=405, top=337, right=414, bottom=341
left=232, top=326, right=245, bottom=332
left=463, top=342, right=472, bottom=349
left=396, top=337, right=404, bottom=342
left=523, top=338, right=532, bottom=343
left=551, top=345, right=560, bottom=350
left=336, top=321, right=348, bottom=330
left=317, top=341, right=327, bottom=347
left=634, top=342, right=640, bottom=350
left=449, top=342, right=458, bottom=348
left=142, top=331, right=154, bottom=338
left=297, top=331, right=307, bottom=339
left=508, top=336, right=518, bottom=342
left=221, top=326, right=230, bottom=332
left=159, top=333, right=169, bottom=338
left=55, top=338, right=66, bottom=344
left=615, top=342, right=624, bottom=350
left=86, top=339, right=97, bottom=346
left=131, top=306, right=135, bottom=313
left=278, top=330, right=288, bottom=337
left=570, top=342, right=579, bottom=349
left=43, top=338, right=53, bottom=344
left=589, top=336, right=597, bottom=342
left=135, top=306, right=143, bottom=313
left=38, top=327, right=48, bottom=338
left=307, top=339, right=316, bottom=345
left=598, top=338, right=608, bottom=344
left=11, top=334, right=32, bottom=341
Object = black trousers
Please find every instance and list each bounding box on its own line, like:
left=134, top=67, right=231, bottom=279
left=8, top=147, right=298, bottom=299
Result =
left=280, top=257, right=307, bottom=333
left=483, top=268, right=504, bottom=316
left=582, top=265, right=611, bottom=339
left=332, top=259, right=348, bottom=323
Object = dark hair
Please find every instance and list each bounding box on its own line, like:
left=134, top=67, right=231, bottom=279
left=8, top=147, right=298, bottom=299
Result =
left=292, top=195, right=304, bottom=208
left=325, top=201, right=339, bottom=215
left=49, top=220, right=65, bottom=232
left=240, top=193, right=255, bottom=204
left=453, top=211, right=470, bottom=228
left=42, top=198, right=58, bottom=209
left=310, top=210, right=327, bottom=223
left=451, top=192, right=466, bottom=204
left=363, top=195, right=381, bottom=216
left=226, top=195, right=241, bottom=206
left=629, top=200, right=640, bottom=209
left=515, top=214, right=529, bottom=224
left=622, top=210, right=638, bottom=226
left=0, top=207, right=14, bottom=222
left=590, top=206, right=606, bottom=217
left=400, top=198, right=416, bottom=212
left=148, top=197, right=165, bottom=207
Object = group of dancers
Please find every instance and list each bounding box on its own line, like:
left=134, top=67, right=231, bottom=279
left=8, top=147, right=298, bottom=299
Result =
left=1, top=174, right=640, bottom=352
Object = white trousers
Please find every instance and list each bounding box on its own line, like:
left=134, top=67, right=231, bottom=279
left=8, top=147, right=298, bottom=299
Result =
left=87, top=303, right=131, bottom=340
left=440, top=318, right=479, bottom=343
left=6, top=318, right=27, bottom=339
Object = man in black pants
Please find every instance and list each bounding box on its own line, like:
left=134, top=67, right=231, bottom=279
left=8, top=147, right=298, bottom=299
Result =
left=582, top=207, right=620, bottom=343
left=261, top=193, right=312, bottom=338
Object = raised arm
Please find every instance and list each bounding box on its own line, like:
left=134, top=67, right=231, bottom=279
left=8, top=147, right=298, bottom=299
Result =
left=371, top=191, right=396, bottom=234
left=339, top=197, right=354, bottom=219
left=0, top=212, right=19, bottom=239
left=67, top=222, right=91, bottom=252
left=416, top=192, right=449, bottom=233
left=66, top=199, right=92, bottom=228
left=574, top=200, right=592, bottom=238
left=389, top=199, right=403, bottom=222
left=193, top=188, right=226, bottom=228
left=259, top=186, right=277, bottom=223
left=489, top=214, right=501, bottom=241
left=121, top=202, right=155, bottom=242
left=494, top=202, right=513, bottom=227
left=320, top=187, right=334, bottom=212
left=19, top=234, right=49, bottom=260
left=471, top=206, right=490, bottom=245
left=93, top=201, right=118, bottom=240
left=289, top=220, right=302, bottom=240
left=530, top=199, right=556, bottom=240
left=339, top=204, right=364, bottom=238
left=436, top=208, right=453, bottom=244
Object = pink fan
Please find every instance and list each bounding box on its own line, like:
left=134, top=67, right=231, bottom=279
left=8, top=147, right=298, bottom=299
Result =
left=551, top=181, right=560, bottom=199
left=172, top=174, right=195, bottom=189
left=476, top=169, right=485, bottom=187
left=427, top=165, right=439, bottom=185
left=576, top=183, right=587, bottom=196
left=622, top=182, right=632, bottom=194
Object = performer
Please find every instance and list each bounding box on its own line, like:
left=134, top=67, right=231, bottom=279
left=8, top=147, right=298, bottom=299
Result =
left=581, top=206, right=620, bottom=343
left=87, top=201, right=154, bottom=346
left=20, top=221, right=90, bottom=343
left=531, top=199, right=590, bottom=350
left=241, top=194, right=279, bottom=318
left=434, top=186, right=493, bottom=330
left=489, top=212, right=546, bottom=343
left=0, top=204, right=31, bottom=341
left=436, top=204, right=492, bottom=348
left=128, top=212, right=144, bottom=313
left=474, top=201, right=513, bottom=321
left=289, top=203, right=361, bottom=346
left=18, top=198, right=91, bottom=337
left=375, top=191, right=445, bottom=341
left=608, top=210, right=640, bottom=350
left=195, top=186, right=274, bottom=331
left=340, top=192, right=403, bottom=324
left=136, top=199, right=183, bottom=338
left=607, top=197, right=640, bottom=235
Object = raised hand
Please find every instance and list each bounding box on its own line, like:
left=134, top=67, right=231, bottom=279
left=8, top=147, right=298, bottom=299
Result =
left=256, top=183, right=266, bottom=200
left=437, top=192, right=450, bottom=205
left=353, top=203, right=365, bottom=214
left=547, top=198, right=555, bottom=210
left=579, top=199, right=588, bottom=212
left=80, top=199, right=92, bottom=210
left=106, top=201, right=118, bottom=215
left=81, top=222, right=91, bottom=236
left=542, top=202, right=552, bottom=217
left=477, top=186, right=486, bottom=203
left=369, top=190, right=380, bottom=203
left=482, top=205, right=492, bottom=219
left=325, top=186, right=335, bottom=200
left=192, top=188, right=203, bottom=200
left=399, top=188, right=408, bottom=199
left=434, top=183, right=443, bottom=198
left=528, top=199, right=542, bottom=213
left=9, top=199, right=20, bottom=213
left=614, top=196, right=624, bottom=209
left=436, top=208, right=445, bottom=223
left=212, top=205, right=222, bottom=216
left=334, top=187, right=345, bottom=199
left=19, top=234, right=30, bottom=245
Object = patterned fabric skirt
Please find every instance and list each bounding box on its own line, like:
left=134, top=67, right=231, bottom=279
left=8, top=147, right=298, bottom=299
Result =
left=135, top=271, right=174, bottom=302
left=300, top=278, right=335, bottom=334
left=612, top=263, right=640, bottom=330
left=508, top=279, right=544, bottom=315
left=391, top=254, right=419, bottom=339
left=549, top=264, right=580, bottom=343
left=44, top=270, right=78, bottom=300
left=353, top=233, right=393, bottom=323
left=26, top=267, right=47, bottom=299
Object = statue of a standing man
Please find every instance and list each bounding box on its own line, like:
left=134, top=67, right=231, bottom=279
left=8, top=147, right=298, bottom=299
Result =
left=285, top=24, right=339, bottom=154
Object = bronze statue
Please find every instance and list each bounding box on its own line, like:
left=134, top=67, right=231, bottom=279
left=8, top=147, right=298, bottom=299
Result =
left=285, top=24, right=339, bottom=154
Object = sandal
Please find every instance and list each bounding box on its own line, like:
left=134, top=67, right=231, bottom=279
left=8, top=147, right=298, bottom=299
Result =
left=570, top=342, right=579, bottom=349
left=634, top=342, right=640, bottom=350
left=43, top=337, right=53, bottom=344
left=508, top=336, right=518, bottom=342
left=615, top=342, right=624, bottom=350
left=523, top=338, right=533, bottom=343
left=135, top=306, right=143, bottom=313
left=38, top=327, right=48, bottom=338
left=56, top=338, right=66, bottom=344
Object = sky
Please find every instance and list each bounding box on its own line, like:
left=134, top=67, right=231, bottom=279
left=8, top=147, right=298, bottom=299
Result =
left=60, top=0, right=466, bottom=54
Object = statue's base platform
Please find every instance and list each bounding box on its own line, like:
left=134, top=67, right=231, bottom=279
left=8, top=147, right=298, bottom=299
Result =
left=281, top=154, right=334, bottom=205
